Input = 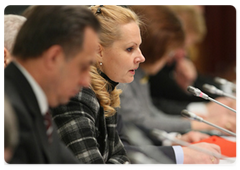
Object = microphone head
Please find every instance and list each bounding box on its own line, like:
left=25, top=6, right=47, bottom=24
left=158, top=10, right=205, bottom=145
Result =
left=181, top=109, right=203, bottom=122
left=203, top=84, right=216, bottom=94
left=187, top=86, right=209, bottom=100
left=215, top=77, right=236, bottom=92
left=181, top=109, right=193, bottom=119
left=151, top=129, right=168, bottom=141
left=187, top=86, right=200, bottom=96
left=215, top=77, right=228, bottom=85
left=203, top=84, right=224, bottom=96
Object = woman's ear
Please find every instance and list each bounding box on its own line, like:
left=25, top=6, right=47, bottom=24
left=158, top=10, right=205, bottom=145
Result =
left=97, top=44, right=103, bottom=62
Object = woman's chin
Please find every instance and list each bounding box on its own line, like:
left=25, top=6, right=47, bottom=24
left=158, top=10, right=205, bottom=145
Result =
left=122, top=77, right=134, bottom=84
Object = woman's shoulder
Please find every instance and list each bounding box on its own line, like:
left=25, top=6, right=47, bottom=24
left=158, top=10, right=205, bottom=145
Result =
left=52, top=87, right=100, bottom=121
left=72, top=87, right=100, bottom=115
left=73, top=87, right=98, bottom=103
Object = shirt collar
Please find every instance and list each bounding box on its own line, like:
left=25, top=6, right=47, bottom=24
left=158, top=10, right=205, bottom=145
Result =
left=14, top=61, right=48, bottom=116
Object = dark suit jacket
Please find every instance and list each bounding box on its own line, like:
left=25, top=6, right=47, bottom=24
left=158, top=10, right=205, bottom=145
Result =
left=5, top=62, right=78, bottom=164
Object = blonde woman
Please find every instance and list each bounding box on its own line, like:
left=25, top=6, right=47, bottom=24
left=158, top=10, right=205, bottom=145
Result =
left=52, top=5, right=145, bottom=164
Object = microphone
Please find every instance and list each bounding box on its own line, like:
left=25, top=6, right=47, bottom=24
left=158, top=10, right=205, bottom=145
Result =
left=214, top=77, right=236, bottom=93
left=215, top=77, right=236, bottom=87
left=151, top=129, right=233, bottom=162
left=203, top=84, right=236, bottom=100
left=187, top=86, right=209, bottom=100
left=187, top=86, right=236, bottom=113
left=181, top=110, right=236, bottom=137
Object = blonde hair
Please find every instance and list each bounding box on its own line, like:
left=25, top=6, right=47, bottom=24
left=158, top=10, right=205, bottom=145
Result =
left=90, top=5, right=141, bottom=47
left=90, top=66, right=122, bottom=117
left=89, top=5, right=141, bottom=117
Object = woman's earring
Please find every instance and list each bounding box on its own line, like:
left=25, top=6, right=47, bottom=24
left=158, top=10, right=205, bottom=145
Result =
left=99, top=62, right=103, bottom=66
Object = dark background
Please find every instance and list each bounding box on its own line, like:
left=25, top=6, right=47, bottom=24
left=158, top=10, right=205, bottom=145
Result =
left=4, top=5, right=236, bottom=82
left=196, top=5, right=236, bottom=82
left=5, top=5, right=30, bottom=15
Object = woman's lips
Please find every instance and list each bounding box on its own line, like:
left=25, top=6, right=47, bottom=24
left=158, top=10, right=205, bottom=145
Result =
left=129, top=67, right=138, bottom=74
left=129, top=70, right=135, bottom=74
left=129, top=68, right=137, bottom=74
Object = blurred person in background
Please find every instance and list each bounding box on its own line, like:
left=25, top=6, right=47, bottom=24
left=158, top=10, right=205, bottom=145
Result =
left=149, top=5, right=236, bottom=133
left=4, top=14, right=26, bottom=67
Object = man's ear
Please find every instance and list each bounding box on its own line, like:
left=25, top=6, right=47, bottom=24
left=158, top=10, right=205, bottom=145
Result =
left=4, top=47, right=9, bottom=67
left=2, top=47, right=8, bottom=60
left=43, top=45, right=64, bottom=70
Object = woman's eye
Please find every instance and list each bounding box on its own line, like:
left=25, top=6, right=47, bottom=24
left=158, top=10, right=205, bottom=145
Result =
left=126, top=47, right=133, bottom=52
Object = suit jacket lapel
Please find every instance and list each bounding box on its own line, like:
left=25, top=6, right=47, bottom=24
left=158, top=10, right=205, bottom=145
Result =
left=5, top=62, right=53, bottom=162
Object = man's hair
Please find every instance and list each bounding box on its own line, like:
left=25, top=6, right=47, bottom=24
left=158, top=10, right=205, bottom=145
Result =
left=12, top=6, right=100, bottom=60
left=4, top=14, right=26, bottom=53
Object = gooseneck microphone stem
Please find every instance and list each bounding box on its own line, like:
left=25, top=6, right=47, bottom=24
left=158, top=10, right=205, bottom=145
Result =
left=223, top=93, right=236, bottom=100
left=187, top=86, right=236, bottom=113
left=208, top=97, right=236, bottom=113
left=181, top=110, right=236, bottom=137
left=201, top=119, right=236, bottom=136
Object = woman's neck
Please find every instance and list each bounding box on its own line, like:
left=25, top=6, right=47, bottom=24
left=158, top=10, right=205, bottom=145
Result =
left=99, top=71, right=119, bottom=92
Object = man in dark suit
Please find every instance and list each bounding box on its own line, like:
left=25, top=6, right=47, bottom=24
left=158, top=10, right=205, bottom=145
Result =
left=4, top=6, right=100, bottom=163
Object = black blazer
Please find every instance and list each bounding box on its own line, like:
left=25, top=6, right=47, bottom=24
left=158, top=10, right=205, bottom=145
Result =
left=5, top=62, right=78, bottom=164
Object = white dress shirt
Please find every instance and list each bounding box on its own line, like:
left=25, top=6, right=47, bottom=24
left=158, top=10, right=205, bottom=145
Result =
left=14, top=61, right=48, bottom=116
